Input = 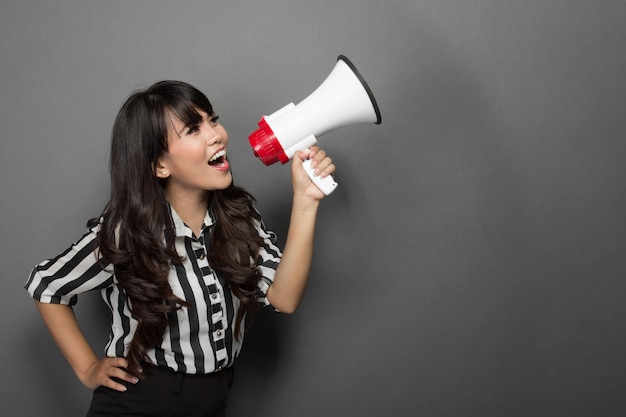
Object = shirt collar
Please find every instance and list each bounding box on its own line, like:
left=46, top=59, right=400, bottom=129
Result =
left=167, top=203, right=215, bottom=239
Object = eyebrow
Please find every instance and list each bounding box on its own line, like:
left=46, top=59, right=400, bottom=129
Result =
left=176, top=124, right=187, bottom=137
left=165, top=111, right=190, bottom=138
left=171, top=109, right=211, bottom=137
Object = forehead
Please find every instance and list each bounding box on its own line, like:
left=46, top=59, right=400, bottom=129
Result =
left=167, top=107, right=209, bottom=129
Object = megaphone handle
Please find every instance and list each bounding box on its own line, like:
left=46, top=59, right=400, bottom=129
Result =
left=302, top=159, right=338, bottom=196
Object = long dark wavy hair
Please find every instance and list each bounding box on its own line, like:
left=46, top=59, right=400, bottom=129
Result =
left=93, top=81, right=265, bottom=375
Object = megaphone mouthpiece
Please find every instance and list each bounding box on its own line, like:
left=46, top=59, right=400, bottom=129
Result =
left=249, top=116, right=288, bottom=165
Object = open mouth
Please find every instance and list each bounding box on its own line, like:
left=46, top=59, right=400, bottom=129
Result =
left=208, top=149, right=226, bottom=166
left=209, top=150, right=226, bottom=165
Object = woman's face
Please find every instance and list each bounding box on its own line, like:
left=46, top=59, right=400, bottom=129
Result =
left=156, top=109, right=233, bottom=196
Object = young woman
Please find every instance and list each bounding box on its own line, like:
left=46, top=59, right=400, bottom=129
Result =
left=25, top=80, right=335, bottom=416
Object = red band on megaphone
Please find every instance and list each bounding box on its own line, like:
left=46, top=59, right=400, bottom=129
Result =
left=248, top=117, right=290, bottom=165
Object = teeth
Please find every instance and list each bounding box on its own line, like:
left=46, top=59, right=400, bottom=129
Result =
left=210, top=150, right=225, bottom=162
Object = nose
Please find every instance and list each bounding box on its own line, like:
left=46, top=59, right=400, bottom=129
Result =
left=206, top=125, right=222, bottom=146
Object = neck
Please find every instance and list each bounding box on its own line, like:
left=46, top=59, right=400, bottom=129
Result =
left=165, top=187, right=210, bottom=237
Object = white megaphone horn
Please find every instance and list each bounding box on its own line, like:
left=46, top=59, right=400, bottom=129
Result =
left=248, top=55, right=381, bottom=195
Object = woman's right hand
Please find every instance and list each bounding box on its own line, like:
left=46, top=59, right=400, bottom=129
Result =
left=34, top=301, right=140, bottom=392
left=82, top=357, right=139, bottom=391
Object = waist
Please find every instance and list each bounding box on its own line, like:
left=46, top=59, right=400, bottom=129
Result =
left=145, top=363, right=234, bottom=378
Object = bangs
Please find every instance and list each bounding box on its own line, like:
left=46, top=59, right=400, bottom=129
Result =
left=147, top=80, right=215, bottom=130
left=168, top=101, right=204, bottom=129
left=169, top=94, right=213, bottom=128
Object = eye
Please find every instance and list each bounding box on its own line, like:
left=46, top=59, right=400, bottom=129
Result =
left=186, top=124, right=200, bottom=135
left=209, top=115, right=220, bottom=127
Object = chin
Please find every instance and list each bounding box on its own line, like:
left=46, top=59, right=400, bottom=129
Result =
left=212, top=173, right=233, bottom=190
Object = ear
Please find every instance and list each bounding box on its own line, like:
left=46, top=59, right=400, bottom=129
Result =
left=153, top=158, right=171, bottom=179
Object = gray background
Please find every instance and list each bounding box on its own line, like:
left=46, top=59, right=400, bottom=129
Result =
left=2, top=1, right=625, bottom=416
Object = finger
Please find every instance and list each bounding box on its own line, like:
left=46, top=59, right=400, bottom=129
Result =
left=109, top=357, right=141, bottom=375
left=109, top=365, right=140, bottom=385
left=320, top=162, right=336, bottom=177
left=311, top=148, right=326, bottom=162
left=101, top=376, right=130, bottom=392
left=105, top=357, right=129, bottom=369
left=293, top=149, right=310, bottom=162
left=97, top=357, right=139, bottom=387
left=305, top=150, right=325, bottom=170
left=312, top=155, right=333, bottom=176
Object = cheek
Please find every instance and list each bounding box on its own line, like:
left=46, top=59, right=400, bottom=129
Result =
left=175, top=142, right=207, bottom=162
left=180, top=140, right=207, bottom=159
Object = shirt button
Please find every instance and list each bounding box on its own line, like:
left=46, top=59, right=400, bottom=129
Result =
left=211, top=293, right=218, bottom=300
left=198, top=253, right=205, bottom=260
left=216, top=330, right=223, bottom=337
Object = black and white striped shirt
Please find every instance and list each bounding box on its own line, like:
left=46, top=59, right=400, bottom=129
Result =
left=25, top=205, right=281, bottom=374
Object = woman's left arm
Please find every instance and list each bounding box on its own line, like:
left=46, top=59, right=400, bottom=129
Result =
left=266, top=146, right=335, bottom=313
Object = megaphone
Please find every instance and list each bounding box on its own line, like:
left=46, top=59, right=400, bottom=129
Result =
left=248, top=55, right=381, bottom=195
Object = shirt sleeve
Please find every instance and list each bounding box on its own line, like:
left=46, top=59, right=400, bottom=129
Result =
left=25, top=223, right=114, bottom=305
left=253, top=218, right=282, bottom=307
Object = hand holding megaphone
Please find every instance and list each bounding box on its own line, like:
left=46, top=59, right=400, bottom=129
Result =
left=248, top=55, right=381, bottom=195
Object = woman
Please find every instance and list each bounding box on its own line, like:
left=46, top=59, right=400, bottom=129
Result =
left=25, top=80, right=335, bottom=416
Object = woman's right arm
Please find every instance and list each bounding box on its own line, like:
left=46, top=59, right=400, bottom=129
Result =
left=34, top=300, right=138, bottom=392
left=28, top=223, right=138, bottom=391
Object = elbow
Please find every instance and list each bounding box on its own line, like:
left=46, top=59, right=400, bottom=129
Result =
left=270, top=298, right=299, bottom=314
left=278, top=304, right=298, bottom=315
left=266, top=286, right=302, bottom=314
